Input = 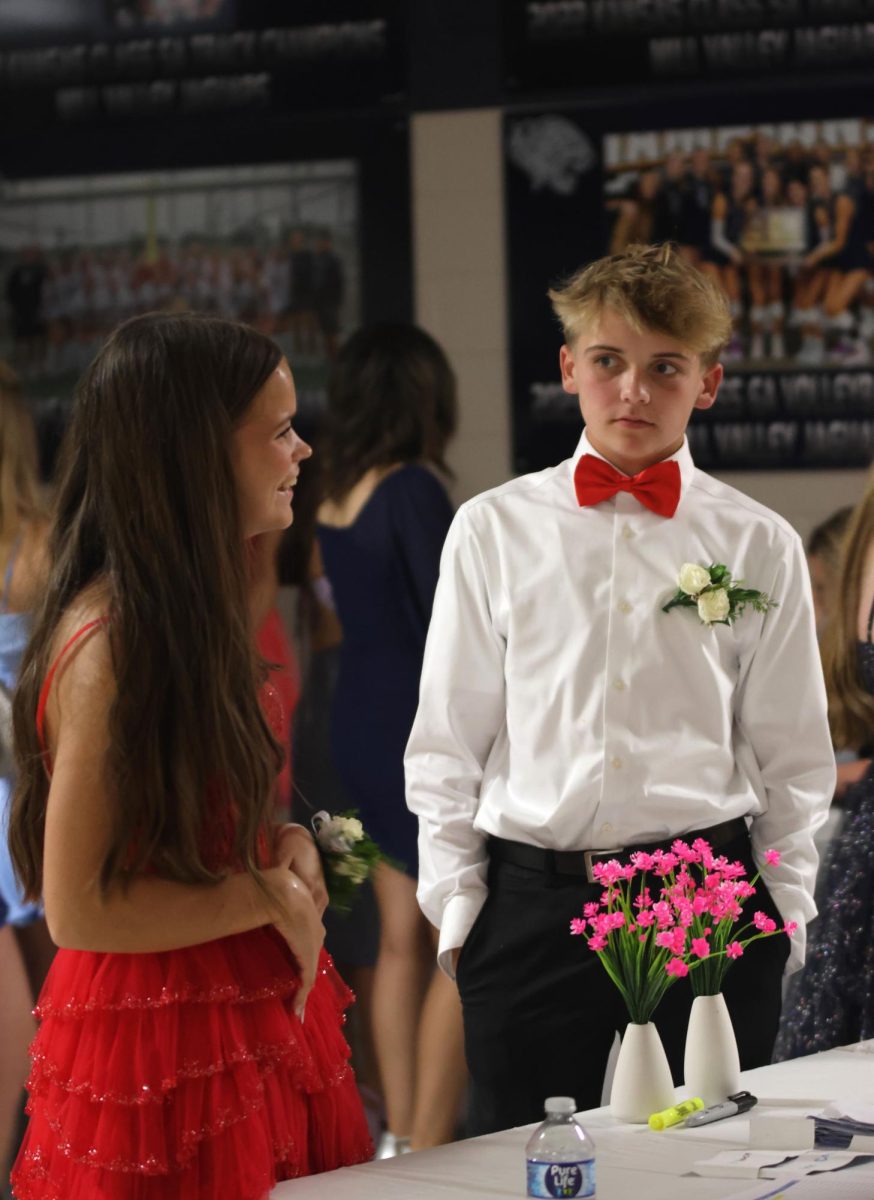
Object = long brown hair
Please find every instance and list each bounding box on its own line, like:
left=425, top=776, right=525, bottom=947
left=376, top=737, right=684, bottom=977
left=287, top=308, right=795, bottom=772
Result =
left=9, top=312, right=285, bottom=898
left=822, top=476, right=874, bottom=749
left=320, top=322, right=457, bottom=501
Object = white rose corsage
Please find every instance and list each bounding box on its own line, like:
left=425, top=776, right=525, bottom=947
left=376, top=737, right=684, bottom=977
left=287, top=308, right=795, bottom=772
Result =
left=311, top=809, right=384, bottom=912
left=662, top=561, right=777, bottom=627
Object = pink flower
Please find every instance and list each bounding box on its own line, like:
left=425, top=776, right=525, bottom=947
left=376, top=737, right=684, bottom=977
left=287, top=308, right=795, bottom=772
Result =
left=635, top=910, right=655, bottom=927
left=725, top=941, right=744, bottom=959
left=783, top=921, right=798, bottom=936
left=639, top=933, right=648, bottom=944
left=753, top=911, right=777, bottom=933
left=652, top=900, right=674, bottom=928
left=656, top=928, right=686, bottom=955
left=665, top=958, right=689, bottom=977
left=570, top=918, right=587, bottom=936
left=588, top=934, right=608, bottom=950
left=764, top=849, right=781, bottom=866
left=606, top=911, right=626, bottom=931
left=691, top=936, right=710, bottom=959
left=634, top=887, right=653, bottom=910
left=592, top=860, right=624, bottom=885
left=671, top=839, right=700, bottom=863
left=583, top=902, right=599, bottom=919
left=630, top=851, right=655, bottom=871
left=653, top=851, right=679, bottom=875
left=720, top=861, right=747, bottom=880
left=692, top=838, right=715, bottom=868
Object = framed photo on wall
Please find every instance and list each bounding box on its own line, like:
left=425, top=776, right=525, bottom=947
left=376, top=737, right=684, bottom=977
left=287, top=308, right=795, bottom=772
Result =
left=506, top=107, right=874, bottom=473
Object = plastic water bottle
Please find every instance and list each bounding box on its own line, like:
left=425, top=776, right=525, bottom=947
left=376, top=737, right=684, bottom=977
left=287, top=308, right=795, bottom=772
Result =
left=526, top=1096, right=595, bottom=1198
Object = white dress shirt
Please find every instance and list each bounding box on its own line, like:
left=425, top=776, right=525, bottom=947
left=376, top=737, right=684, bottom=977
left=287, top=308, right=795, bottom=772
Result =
left=405, top=431, right=836, bottom=976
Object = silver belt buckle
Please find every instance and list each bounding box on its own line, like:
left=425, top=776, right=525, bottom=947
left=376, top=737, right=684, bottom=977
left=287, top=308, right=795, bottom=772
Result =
left=583, top=847, right=623, bottom=884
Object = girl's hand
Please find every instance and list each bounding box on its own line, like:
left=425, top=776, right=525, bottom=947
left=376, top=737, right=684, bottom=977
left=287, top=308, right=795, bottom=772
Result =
left=273, top=823, right=329, bottom=916
left=267, top=866, right=325, bottom=1020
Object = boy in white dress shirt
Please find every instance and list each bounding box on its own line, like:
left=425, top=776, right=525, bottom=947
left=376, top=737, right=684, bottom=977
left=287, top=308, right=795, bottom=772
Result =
left=405, top=242, right=836, bottom=1134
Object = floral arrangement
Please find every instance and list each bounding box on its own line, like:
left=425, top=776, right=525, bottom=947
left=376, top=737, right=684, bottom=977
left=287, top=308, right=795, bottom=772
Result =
left=662, top=562, right=777, bottom=626
left=311, top=809, right=383, bottom=913
left=570, top=839, right=797, bottom=1023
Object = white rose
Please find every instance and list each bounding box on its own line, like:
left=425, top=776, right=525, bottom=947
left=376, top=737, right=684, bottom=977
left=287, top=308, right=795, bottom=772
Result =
left=336, top=817, right=364, bottom=844
left=334, top=857, right=369, bottom=882
left=697, top=588, right=730, bottom=624
left=677, top=563, right=711, bottom=595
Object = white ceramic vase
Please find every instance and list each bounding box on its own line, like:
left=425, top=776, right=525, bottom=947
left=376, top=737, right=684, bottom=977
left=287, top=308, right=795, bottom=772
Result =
left=684, top=992, right=741, bottom=1105
left=610, top=1021, right=676, bottom=1124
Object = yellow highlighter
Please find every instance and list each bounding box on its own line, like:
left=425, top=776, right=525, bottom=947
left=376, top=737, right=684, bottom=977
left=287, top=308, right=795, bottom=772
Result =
left=648, top=1097, right=704, bottom=1130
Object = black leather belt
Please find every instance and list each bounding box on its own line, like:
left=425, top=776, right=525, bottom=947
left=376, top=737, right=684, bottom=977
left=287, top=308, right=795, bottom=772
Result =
left=488, top=817, right=750, bottom=884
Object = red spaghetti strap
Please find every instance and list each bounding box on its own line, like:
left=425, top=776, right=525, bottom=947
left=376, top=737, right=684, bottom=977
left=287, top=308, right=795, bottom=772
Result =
left=36, top=617, right=109, bottom=764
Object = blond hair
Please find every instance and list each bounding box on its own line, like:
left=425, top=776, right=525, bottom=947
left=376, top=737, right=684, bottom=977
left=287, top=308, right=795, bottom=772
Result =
left=0, top=362, right=44, bottom=539
left=548, top=242, right=733, bottom=367
left=822, top=474, right=874, bottom=749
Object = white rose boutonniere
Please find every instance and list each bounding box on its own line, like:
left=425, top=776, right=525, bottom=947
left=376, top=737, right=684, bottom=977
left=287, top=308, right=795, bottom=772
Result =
left=311, top=809, right=386, bottom=912
left=663, top=562, right=777, bottom=627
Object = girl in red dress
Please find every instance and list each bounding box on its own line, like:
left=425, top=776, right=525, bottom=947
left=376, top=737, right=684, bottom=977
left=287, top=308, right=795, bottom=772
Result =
left=7, top=313, right=372, bottom=1199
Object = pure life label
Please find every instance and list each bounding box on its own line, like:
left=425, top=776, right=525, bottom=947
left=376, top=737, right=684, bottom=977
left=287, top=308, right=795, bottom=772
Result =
left=526, top=1159, right=595, bottom=1198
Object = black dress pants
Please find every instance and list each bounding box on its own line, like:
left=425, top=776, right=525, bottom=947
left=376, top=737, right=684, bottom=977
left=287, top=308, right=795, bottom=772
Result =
left=457, top=830, right=789, bottom=1136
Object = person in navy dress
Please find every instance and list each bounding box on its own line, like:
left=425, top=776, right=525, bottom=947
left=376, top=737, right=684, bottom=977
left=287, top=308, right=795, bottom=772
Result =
left=316, top=323, right=465, bottom=1157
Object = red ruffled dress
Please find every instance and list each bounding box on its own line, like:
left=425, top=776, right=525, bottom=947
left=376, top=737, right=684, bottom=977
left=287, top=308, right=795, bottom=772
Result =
left=11, top=622, right=373, bottom=1200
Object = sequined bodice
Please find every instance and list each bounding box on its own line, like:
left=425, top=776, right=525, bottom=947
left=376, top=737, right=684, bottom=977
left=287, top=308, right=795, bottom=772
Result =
left=858, top=641, right=874, bottom=695
left=859, top=594, right=874, bottom=694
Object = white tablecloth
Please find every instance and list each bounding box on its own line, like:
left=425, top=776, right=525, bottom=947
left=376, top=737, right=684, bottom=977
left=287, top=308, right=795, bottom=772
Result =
left=272, top=1042, right=874, bottom=1199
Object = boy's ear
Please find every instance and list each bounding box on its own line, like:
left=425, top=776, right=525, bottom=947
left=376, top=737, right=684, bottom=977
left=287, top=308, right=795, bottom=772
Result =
left=559, top=343, right=579, bottom=394
left=694, top=362, right=723, bottom=411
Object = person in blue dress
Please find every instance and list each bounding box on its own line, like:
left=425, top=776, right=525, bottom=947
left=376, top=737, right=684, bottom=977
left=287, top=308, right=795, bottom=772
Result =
left=316, top=323, right=464, bottom=1157
left=0, top=362, right=53, bottom=1175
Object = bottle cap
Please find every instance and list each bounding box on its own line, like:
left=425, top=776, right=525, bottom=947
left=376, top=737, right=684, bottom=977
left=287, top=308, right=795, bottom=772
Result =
left=544, top=1096, right=576, bottom=1114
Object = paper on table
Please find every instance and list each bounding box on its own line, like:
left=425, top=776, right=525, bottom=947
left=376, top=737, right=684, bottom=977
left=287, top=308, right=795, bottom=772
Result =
left=717, top=1170, right=874, bottom=1199
left=760, top=1150, right=874, bottom=1178
left=821, top=1099, right=874, bottom=1123
left=692, top=1150, right=797, bottom=1179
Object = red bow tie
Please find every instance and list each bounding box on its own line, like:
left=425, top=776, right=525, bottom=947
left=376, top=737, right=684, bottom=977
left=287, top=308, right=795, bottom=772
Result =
left=573, top=454, right=681, bottom=518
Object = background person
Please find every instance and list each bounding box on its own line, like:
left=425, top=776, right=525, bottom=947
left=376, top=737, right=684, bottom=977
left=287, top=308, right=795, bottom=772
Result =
left=316, top=323, right=466, bottom=1156
left=776, top=474, right=874, bottom=1058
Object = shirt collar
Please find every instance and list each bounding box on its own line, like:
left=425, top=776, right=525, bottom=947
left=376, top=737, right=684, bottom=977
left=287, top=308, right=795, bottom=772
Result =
left=570, top=428, right=696, bottom=501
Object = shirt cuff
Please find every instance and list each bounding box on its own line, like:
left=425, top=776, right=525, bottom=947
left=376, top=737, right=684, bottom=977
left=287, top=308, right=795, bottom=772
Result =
left=436, top=888, right=488, bottom=979
left=764, top=883, right=808, bottom=976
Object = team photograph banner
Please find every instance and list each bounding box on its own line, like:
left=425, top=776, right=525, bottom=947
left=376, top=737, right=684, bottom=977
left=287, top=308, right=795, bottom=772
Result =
left=506, top=109, right=874, bottom=472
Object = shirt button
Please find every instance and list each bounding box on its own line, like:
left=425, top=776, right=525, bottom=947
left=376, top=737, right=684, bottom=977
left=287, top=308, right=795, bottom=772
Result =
left=618, top=600, right=632, bottom=614
left=613, top=678, right=626, bottom=692
left=621, top=526, right=634, bottom=540
left=601, top=822, right=614, bottom=835
left=611, top=756, right=623, bottom=770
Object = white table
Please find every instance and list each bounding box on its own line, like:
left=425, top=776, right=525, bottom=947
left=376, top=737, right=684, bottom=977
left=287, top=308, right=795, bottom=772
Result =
left=272, top=1042, right=874, bottom=1198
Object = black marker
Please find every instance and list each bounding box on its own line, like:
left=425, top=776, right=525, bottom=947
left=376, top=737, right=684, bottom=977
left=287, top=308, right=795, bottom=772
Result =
left=684, top=1091, right=758, bottom=1127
